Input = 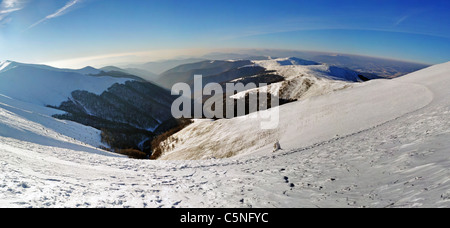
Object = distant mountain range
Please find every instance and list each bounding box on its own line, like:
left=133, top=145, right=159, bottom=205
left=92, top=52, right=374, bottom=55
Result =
left=154, top=57, right=381, bottom=90
left=121, top=51, right=429, bottom=84
left=124, top=58, right=206, bottom=75
left=0, top=54, right=426, bottom=155
left=0, top=56, right=385, bottom=128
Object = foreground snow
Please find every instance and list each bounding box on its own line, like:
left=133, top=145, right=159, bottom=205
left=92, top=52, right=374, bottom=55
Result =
left=0, top=62, right=450, bottom=207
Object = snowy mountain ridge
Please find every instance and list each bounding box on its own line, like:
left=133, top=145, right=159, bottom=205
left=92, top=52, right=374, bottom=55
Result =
left=253, top=57, right=380, bottom=81
left=0, top=61, right=132, bottom=107
left=0, top=60, right=15, bottom=73
left=226, top=57, right=374, bottom=103
left=0, top=60, right=101, bottom=75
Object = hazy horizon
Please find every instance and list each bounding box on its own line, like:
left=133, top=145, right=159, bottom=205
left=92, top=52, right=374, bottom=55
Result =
left=38, top=48, right=437, bottom=70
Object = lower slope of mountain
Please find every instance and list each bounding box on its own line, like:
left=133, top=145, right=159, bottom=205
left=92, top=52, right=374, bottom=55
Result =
left=51, top=81, right=174, bottom=131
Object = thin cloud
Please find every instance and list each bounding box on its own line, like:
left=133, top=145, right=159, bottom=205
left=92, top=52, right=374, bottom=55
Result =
left=0, top=0, right=25, bottom=24
left=28, top=0, right=82, bottom=29
left=1, top=0, right=21, bottom=8
left=394, top=15, right=409, bottom=27
left=0, top=7, right=21, bottom=14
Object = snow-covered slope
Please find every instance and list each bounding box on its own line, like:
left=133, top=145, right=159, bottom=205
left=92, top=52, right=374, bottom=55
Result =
left=0, top=61, right=102, bottom=75
left=229, top=58, right=353, bottom=101
left=275, top=57, right=319, bottom=66
left=0, top=61, right=13, bottom=72
left=158, top=75, right=433, bottom=160
left=0, top=61, right=449, bottom=208
left=156, top=61, right=447, bottom=160
left=0, top=94, right=117, bottom=155
left=228, top=57, right=383, bottom=103
left=0, top=61, right=131, bottom=106
left=255, top=57, right=380, bottom=81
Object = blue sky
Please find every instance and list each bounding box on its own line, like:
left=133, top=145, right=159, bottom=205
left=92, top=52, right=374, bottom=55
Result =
left=0, top=0, right=449, bottom=67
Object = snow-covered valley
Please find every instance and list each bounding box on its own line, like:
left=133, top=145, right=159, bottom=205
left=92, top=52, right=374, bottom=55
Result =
left=0, top=60, right=449, bottom=208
